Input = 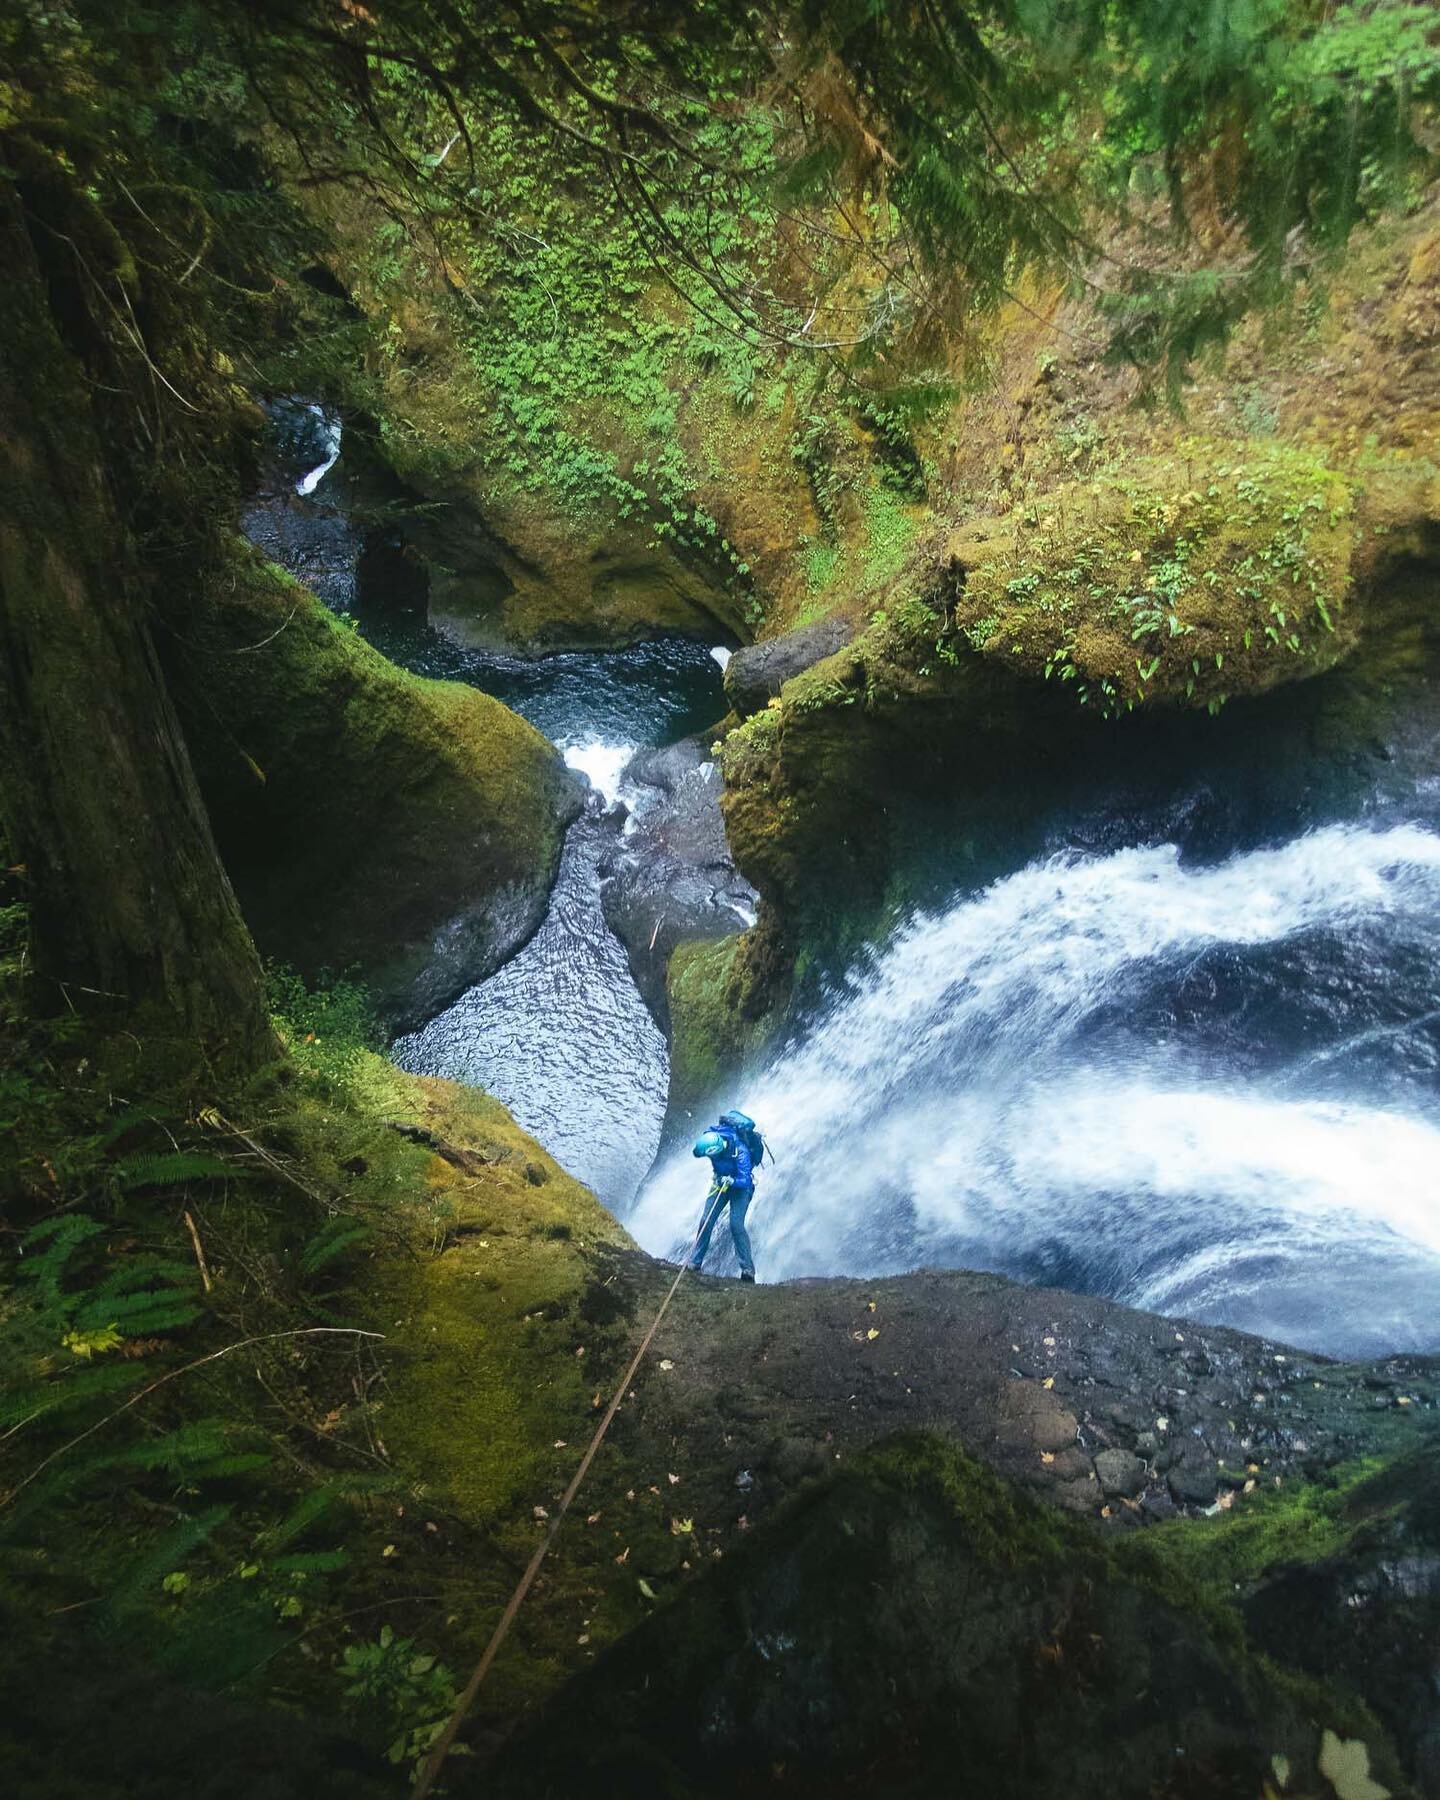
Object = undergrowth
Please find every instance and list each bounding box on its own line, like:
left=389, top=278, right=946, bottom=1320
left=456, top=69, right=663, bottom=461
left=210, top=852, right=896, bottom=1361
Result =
left=0, top=901, right=457, bottom=1788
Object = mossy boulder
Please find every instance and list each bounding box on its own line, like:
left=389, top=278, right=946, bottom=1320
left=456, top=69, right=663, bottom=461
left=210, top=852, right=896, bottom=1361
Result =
left=712, top=449, right=1440, bottom=1011
left=165, top=543, right=582, bottom=1028
left=599, top=738, right=759, bottom=1028
left=484, top=1433, right=1404, bottom=1799
left=723, top=614, right=854, bottom=716
left=946, top=441, right=1359, bottom=718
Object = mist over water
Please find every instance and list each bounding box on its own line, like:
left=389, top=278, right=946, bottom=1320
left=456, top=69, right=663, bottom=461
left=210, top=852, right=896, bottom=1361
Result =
left=629, top=822, right=1440, bottom=1357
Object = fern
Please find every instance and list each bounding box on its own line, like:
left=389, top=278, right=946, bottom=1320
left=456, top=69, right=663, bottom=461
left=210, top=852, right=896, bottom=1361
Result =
left=268, top=1548, right=351, bottom=1576
left=298, top=1215, right=369, bottom=1275
left=104, top=1503, right=234, bottom=1619
left=18, top=1215, right=107, bottom=1310
left=108, top=1149, right=239, bottom=1192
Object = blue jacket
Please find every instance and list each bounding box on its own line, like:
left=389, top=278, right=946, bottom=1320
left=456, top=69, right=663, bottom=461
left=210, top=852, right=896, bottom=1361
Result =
left=706, top=1124, right=753, bottom=1188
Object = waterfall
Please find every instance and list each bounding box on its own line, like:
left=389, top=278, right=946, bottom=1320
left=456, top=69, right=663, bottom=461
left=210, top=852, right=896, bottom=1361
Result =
left=629, top=821, right=1440, bottom=1356
left=295, top=404, right=342, bottom=496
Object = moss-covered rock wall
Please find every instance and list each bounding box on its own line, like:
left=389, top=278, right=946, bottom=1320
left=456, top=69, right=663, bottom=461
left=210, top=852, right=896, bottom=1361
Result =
left=163, top=544, right=582, bottom=1028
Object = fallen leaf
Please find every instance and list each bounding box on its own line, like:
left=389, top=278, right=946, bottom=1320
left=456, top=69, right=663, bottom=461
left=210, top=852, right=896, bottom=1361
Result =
left=1039, top=1451, right=1055, bottom=1465
left=1100, top=1505, right=1112, bottom=1518
left=553, top=1440, right=568, bottom=1449
left=866, top=1327, right=880, bottom=1341
left=381, top=1544, right=396, bottom=1558
left=658, top=1359, right=674, bottom=1371
left=671, top=1517, right=694, bottom=1536
left=577, top=1633, right=590, bottom=1646
left=1042, top=1336, right=1056, bottom=1347
left=532, top=1506, right=549, bottom=1521
left=867, top=1301, right=876, bottom=1313
left=1155, top=1417, right=1169, bottom=1432
left=667, top=1473, right=681, bottom=1484
left=1042, top=1376, right=1055, bottom=1390
left=637, top=1578, right=658, bottom=1600
left=614, top=1547, right=629, bottom=1565
left=1318, top=1729, right=1390, bottom=1800
left=586, top=1511, right=602, bottom=1525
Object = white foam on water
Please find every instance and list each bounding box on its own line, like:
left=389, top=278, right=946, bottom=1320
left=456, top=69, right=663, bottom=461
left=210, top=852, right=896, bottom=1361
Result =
left=562, top=740, right=638, bottom=807
left=295, top=404, right=342, bottom=496
left=629, top=821, right=1440, bottom=1354
left=710, top=645, right=732, bottom=670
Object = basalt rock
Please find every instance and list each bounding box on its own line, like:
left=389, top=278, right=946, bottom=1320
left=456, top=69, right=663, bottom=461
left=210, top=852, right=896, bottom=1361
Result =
left=723, top=614, right=853, bottom=717
left=598, top=735, right=758, bottom=1024
left=383, top=1157, right=1438, bottom=1792
left=482, top=1434, right=1403, bottom=1800
left=164, top=543, right=582, bottom=1030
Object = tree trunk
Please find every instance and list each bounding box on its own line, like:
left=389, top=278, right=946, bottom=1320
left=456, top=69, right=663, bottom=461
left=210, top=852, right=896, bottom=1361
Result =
left=0, top=178, right=272, bottom=1078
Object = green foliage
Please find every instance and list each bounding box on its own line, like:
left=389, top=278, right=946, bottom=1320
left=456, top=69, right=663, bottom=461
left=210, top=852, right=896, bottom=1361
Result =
left=860, top=485, right=921, bottom=588
left=955, top=441, right=1354, bottom=716
left=339, top=1624, right=462, bottom=1773
left=265, top=964, right=381, bottom=1088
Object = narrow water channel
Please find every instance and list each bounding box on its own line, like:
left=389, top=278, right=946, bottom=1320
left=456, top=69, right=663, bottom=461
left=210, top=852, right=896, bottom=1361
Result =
left=243, top=429, right=731, bottom=1208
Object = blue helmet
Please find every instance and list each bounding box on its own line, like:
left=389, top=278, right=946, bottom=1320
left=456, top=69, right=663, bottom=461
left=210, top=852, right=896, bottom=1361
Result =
left=693, top=1129, right=727, bottom=1159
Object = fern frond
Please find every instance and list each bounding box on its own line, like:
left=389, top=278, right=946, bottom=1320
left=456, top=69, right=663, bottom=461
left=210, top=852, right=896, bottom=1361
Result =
left=109, top=1150, right=239, bottom=1192
left=298, top=1216, right=369, bottom=1274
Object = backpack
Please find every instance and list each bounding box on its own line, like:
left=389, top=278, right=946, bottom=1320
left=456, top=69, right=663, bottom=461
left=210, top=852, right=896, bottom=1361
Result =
left=718, top=1110, right=767, bottom=1168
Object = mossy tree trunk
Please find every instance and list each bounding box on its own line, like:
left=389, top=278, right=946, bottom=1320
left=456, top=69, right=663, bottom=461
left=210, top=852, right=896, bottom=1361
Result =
left=0, top=178, right=271, bottom=1077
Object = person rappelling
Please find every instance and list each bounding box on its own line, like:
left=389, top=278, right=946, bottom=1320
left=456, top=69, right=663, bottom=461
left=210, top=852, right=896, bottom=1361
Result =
left=688, top=1109, right=767, bottom=1282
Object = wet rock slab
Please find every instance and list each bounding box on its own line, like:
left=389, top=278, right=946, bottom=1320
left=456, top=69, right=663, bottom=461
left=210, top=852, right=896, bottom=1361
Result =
left=723, top=614, right=853, bottom=717
left=601, top=1261, right=1438, bottom=1540
left=599, top=735, right=757, bottom=1020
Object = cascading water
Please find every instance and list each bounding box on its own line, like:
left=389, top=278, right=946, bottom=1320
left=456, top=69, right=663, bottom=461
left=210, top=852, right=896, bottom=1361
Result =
left=381, top=640, right=734, bottom=1210
left=629, top=820, right=1440, bottom=1357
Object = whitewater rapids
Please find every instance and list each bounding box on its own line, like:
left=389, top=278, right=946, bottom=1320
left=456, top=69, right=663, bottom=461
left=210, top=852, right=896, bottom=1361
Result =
left=629, top=821, right=1440, bottom=1357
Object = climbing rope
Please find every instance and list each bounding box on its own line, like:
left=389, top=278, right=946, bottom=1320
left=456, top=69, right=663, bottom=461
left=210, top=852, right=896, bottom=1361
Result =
left=412, top=1179, right=735, bottom=1798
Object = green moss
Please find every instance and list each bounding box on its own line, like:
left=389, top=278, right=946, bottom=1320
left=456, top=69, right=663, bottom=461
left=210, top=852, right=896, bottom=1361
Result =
left=856, top=1433, right=1099, bottom=1577
left=165, top=542, right=579, bottom=1025
left=950, top=440, right=1358, bottom=717
left=1118, top=1451, right=1397, bottom=1608
left=665, top=935, right=784, bottom=1115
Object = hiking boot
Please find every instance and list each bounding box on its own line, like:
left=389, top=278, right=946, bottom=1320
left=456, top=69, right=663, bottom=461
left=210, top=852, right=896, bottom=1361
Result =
left=739, top=1271, right=755, bottom=1284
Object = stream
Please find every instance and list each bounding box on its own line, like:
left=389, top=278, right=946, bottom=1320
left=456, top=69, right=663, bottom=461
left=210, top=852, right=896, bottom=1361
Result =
left=254, top=412, right=1440, bottom=1360
left=243, top=417, right=731, bottom=1208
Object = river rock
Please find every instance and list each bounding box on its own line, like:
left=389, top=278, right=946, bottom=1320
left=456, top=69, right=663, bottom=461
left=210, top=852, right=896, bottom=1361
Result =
left=1093, top=1447, right=1147, bottom=1497
left=723, top=614, right=853, bottom=717
left=599, top=735, right=758, bottom=1022
left=1167, top=1445, right=1222, bottom=1507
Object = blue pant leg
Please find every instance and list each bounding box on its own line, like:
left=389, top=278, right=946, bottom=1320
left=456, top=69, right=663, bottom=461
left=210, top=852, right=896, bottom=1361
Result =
left=688, top=1184, right=724, bottom=1270
left=728, top=1187, right=755, bottom=1276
